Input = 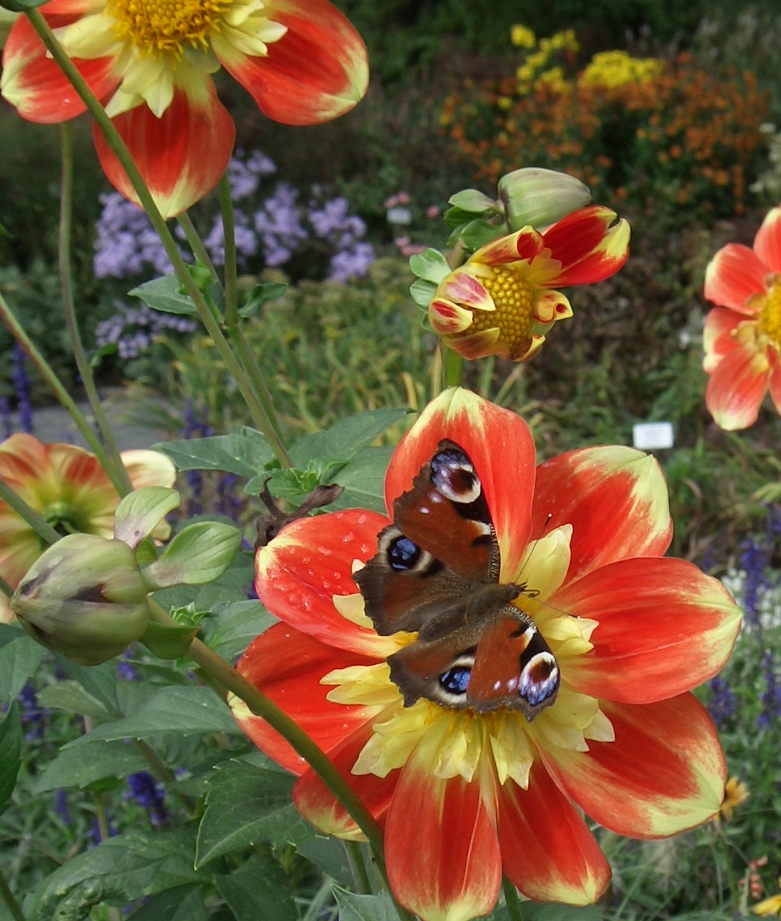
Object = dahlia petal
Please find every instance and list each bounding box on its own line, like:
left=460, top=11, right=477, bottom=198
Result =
left=532, top=445, right=671, bottom=582
left=214, top=0, right=368, bottom=126
left=121, top=449, right=176, bottom=489
left=702, top=307, right=742, bottom=372
left=705, top=341, right=770, bottom=431
left=93, top=84, right=234, bottom=218
left=542, top=206, right=630, bottom=286
left=386, top=748, right=501, bottom=921
left=768, top=352, right=781, bottom=418
left=498, top=761, right=610, bottom=904
left=234, top=624, right=378, bottom=775
left=704, top=244, right=768, bottom=314
left=1, top=16, right=118, bottom=123
left=385, top=388, right=536, bottom=579
left=37, top=0, right=101, bottom=17
left=0, top=434, right=47, bottom=484
left=438, top=270, right=494, bottom=311
left=753, top=206, right=781, bottom=274
left=538, top=694, right=725, bottom=837
left=556, top=558, right=741, bottom=703
left=429, top=298, right=476, bottom=335
left=255, top=509, right=393, bottom=655
left=534, top=289, right=572, bottom=323
left=447, top=327, right=501, bottom=360
left=293, top=721, right=397, bottom=839
left=472, top=227, right=544, bottom=266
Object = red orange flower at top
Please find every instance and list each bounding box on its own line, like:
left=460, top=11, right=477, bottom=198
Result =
left=1, top=0, right=368, bottom=217
left=233, top=388, right=740, bottom=921
left=703, top=206, right=781, bottom=430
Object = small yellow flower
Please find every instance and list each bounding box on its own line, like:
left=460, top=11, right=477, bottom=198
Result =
left=754, top=880, right=781, bottom=917
left=719, top=776, right=749, bottom=821
left=511, top=24, right=536, bottom=49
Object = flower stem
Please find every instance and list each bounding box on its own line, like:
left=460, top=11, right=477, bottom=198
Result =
left=442, top=346, right=464, bottom=389
left=0, top=291, right=126, bottom=486
left=0, top=480, right=59, bottom=546
left=58, top=123, right=132, bottom=497
left=177, top=212, right=218, bottom=281
left=502, top=877, right=525, bottom=921
left=0, top=864, right=26, bottom=921
left=346, top=841, right=373, bottom=894
left=24, top=9, right=288, bottom=468
left=0, top=574, right=12, bottom=598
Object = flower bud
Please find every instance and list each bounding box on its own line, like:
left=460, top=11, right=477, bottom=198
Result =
left=11, top=533, right=150, bottom=665
left=498, top=168, right=591, bottom=232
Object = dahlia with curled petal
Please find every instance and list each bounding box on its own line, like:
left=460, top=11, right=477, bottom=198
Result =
left=232, top=388, right=740, bottom=921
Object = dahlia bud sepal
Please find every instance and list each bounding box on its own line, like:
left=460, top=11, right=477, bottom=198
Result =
left=138, top=620, right=200, bottom=660
left=11, top=534, right=151, bottom=666
left=409, top=249, right=451, bottom=308
left=113, top=486, right=181, bottom=549
left=142, top=521, right=243, bottom=590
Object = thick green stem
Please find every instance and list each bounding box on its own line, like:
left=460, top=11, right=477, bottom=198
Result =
left=177, top=212, right=218, bottom=281
left=346, top=841, right=373, bottom=894
left=58, top=123, right=132, bottom=497
left=502, top=877, right=525, bottom=921
left=25, top=9, right=288, bottom=467
left=442, top=347, right=464, bottom=389
left=0, top=291, right=123, bottom=479
left=0, top=480, right=59, bottom=546
left=0, top=864, right=26, bottom=921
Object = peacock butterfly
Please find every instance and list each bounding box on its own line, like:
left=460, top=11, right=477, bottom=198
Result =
left=354, top=439, right=560, bottom=719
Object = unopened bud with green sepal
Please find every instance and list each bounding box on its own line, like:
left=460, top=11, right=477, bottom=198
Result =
left=11, top=533, right=150, bottom=666
left=497, top=167, right=592, bottom=232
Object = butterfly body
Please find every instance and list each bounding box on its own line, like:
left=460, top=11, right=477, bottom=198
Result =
left=355, top=440, right=560, bottom=719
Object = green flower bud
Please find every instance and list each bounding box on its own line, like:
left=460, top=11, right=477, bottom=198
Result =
left=497, top=167, right=592, bottom=231
left=11, top=533, right=150, bottom=666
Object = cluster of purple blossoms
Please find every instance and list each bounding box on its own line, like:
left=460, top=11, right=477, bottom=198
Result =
left=125, top=772, right=168, bottom=828
left=94, top=302, right=197, bottom=360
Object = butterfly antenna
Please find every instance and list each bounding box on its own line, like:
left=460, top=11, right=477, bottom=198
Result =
left=514, top=513, right=577, bottom=619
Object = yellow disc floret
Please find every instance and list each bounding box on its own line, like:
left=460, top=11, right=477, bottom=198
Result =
left=457, top=266, right=535, bottom=356
left=756, top=278, right=781, bottom=348
left=106, top=0, right=233, bottom=55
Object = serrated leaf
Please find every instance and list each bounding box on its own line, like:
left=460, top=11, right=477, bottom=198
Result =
left=53, top=659, right=121, bottom=713
left=130, top=885, right=207, bottom=921
left=289, top=409, right=407, bottom=468
left=201, top=600, right=276, bottom=662
left=64, top=686, right=240, bottom=746
left=33, top=740, right=149, bottom=793
left=408, top=248, right=451, bottom=284
left=410, top=277, right=437, bottom=308
left=154, top=430, right=272, bottom=475
left=145, top=521, right=242, bottom=588
left=0, top=626, right=45, bottom=702
left=216, top=853, right=297, bottom=921
left=36, top=681, right=110, bottom=719
left=129, top=275, right=199, bottom=317
left=333, top=889, right=400, bottom=921
left=197, top=760, right=313, bottom=866
left=29, top=829, right=205, bottom=921
left=0, top=703, right=21, bottom=813
left=327, top=446, right=393, bottom=513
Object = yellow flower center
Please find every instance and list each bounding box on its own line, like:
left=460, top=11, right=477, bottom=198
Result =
left=756, top=278, right=781, bottom=348
left=460, top=266, right=535, bottom=357
left=106, top=0, right=232, bottom=55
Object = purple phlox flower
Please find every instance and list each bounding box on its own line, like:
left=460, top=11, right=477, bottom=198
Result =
left=94, top=301, right=196, bottom=360
left=758, top=649, right=781, bottom=730
left=203, top=208, right=259, bottom=267
left=125, top=772, right=168, bottom=828
left=12, top=343, right=33, bottom=434
left=707, top=675, right=736, bottom=725
left=117, top=659, right=138, bottom=681
left=54, top=788, right=72, bottom=826
left=94, top=193, right=181, bottom=279
left=87, top=812, right=117, bottom=848
left=227, top=149, right=277, bottom=200
left=0, top=397, right=13, bottom=439
left=17, top=681, right=45, bottom=740
left=216, top=472, right=243, bottom=520
left=253, top=182, right=308, bottom=266
left=328, top=242, right=376, bottom=283
left=740, top=534, right=769, bottom=629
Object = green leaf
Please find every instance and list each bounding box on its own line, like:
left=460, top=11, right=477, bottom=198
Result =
left=289, top=408, right=407, bottom=468
left=333, top=889, right=400, bottom=921
left=296, top=837, right=354, bottom=886
left=0, top=0, right=49, bottom=10
left=327, top=445, right=393, bottom=513
left=0, top=703, right=21, bottom=814
left=451, top=218, right=505, bottom=253
left=65, top=686, right=241, bottom=745
left=30, top=829, right=205, bottom=921
left=36, top=681, right=111, bottom=719
left=145, top=521, right=242, bottom=588
left=138, top=621, right=199, bottom=659
left=522, top=904, right=603, bottom=921
left=154, top=429, right=272, bottom=475
left=0, top=626, right=45, bottom=702
left=408, top=248, right=451, bottom=284
left=114, top=487, right=181, bottom=549
left=409, top=278, right=437, bottom=309
left=201, top=600, right=276, bottom=662
left=197, top=760, right=313, bottom=867
left=53, top=659, right=120, bottom=713
left=239, top=282, right=289, bottom=318
left=448, top=189, right=501, bottom=213
left=130, top=886, right=207, bottom=921
left=129, top=275, right=199, bottom=317
left=216, top=853, right=297, bottom=921
left=33, top=740, right=149, bottom=793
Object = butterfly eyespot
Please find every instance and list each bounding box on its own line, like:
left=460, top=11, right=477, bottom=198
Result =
left=388, top=536, right=421, bottom=571
left=430, top=449, right=481, bottom=504
left=439, top=665, right=471, bottom=696
left=519, top=652, right=560, bottom=707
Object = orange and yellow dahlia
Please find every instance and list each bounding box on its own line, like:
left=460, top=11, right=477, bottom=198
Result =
left=703, top=206, right=781, bottom=430
left=0, top=433, right=174, bottom=622
left=1, top=0, right=368, bottom=217
left=429, top=206, right=630, bottom=361
left=233, top=388, right=740, bottom=920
